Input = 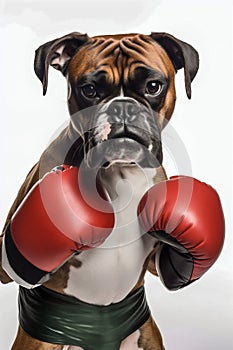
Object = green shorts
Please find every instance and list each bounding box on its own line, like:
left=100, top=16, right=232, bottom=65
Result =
left=18, top=285, right=150, bottom=350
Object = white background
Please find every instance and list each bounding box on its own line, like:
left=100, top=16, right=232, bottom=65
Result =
left=0, top=0, right=232, bottom=349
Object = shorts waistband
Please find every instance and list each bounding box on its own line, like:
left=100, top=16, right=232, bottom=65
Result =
left=18, top=285, right=150, bottom=349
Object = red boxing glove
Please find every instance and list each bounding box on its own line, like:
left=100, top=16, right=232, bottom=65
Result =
left=138, top=176, right=225, bottom=290
left=2, top=166, right=114, bottom=287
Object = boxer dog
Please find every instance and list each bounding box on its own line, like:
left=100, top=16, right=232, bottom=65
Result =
left=0, top=32, right=200, bottom=349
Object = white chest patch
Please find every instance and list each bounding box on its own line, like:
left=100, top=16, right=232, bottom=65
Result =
left=64, top=164, right=157, bottom=305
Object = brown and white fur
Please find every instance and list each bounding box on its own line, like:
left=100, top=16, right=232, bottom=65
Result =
left=0, top=32, right=199, bottom=349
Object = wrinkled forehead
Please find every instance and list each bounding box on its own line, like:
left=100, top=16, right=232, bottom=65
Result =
left=68, top=34, right=175, bottom=84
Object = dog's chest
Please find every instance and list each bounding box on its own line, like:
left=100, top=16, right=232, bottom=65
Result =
left=64, top=165, right=157, bottom=305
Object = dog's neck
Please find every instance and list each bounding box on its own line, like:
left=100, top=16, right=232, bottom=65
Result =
left=99, top=163, right=166, bottom=197
left=98, top=163, right=156, bottom=202
left=98, top=163, right=166, bottom=219
left=94, top=163, right=166, bottom=251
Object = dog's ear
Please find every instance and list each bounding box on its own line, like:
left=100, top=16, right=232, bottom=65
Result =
left=150, top=32, right=199, bottom=99
left=34, top=32, right=89, bottom=95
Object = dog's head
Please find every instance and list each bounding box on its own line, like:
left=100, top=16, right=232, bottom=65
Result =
left=34, top=32, right=199, bottom=168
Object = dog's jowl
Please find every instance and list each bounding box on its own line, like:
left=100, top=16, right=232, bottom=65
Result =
left=0, top=32, right=225, bottom=350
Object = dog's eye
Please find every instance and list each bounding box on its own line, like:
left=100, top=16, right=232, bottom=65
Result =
left=81, top=84, right=97, bottom=98
left=145, top=81, right=162, bottom=96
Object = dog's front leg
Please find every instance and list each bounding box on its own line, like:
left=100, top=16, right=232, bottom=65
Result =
left=0, top=163, right=40, bottom=285
left=0, top=237, right=12, bottom=283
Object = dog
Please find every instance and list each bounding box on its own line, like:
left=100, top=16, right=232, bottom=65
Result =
left=0, top=32, right=199, bottom=350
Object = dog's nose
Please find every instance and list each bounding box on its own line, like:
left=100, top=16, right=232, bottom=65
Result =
left=107, top=99, right=140, bottom=123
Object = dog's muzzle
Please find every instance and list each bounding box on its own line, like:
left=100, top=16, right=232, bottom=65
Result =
left=74, top=98, right=163, bottom=169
